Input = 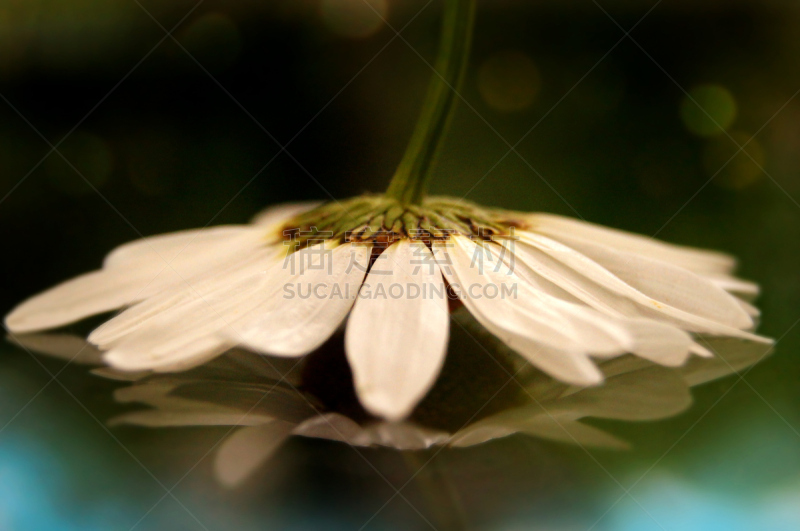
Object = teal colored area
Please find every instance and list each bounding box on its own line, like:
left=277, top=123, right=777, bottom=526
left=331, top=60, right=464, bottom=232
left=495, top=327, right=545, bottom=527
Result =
left=605, top=477, right=800, bottom=531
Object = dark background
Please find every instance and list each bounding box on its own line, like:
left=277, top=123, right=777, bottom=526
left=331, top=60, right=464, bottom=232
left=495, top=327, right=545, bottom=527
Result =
left=1, top=0, right=800, bottom=529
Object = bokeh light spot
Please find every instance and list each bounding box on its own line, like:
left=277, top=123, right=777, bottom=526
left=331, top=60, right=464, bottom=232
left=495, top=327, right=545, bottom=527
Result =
left=681, top=84, right=737, bottom=137
left=478, top=50, right=540, bottom=113
left=181, top=13, right=242, bottom=72
left=703, top=131, right=766, bottom=190
left=320, top=0, right=388, bottom=39
left=44, top=132, right=114, bottom=197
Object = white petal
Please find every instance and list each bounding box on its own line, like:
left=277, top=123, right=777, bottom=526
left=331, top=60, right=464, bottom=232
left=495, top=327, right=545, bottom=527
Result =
left=5, top=226, right=265, bottom=333
left=214, top=423, right=294, bottom=488
left=102, top=308, right=244, bottom=372
left=122, top=340, right=232, bottom=373
left=706, top=275, right=760, bottom=298
left=436, top=238, right=591, bottom=352
left=520, top=232, right=767, bottom=342
left=624, top=319, right=693, bottom=367
left=496, top=240, right=641, bottom=354
left=345, top=240, right=449, bottom=421
left=513, top=236, right=696, bottom=368
left=511, top=341, right=604, bottom=385
left=554, top=236, right=752, bottom=329
left=88, top=288, right=191, bottom=348
left=223, top=243, right=371, bottom=356
left=103, top=226, right=260, bottom=269
left=100, top=254, right=282, bottom=371
left=111, top=227, right=270, bottom=301
left=507, top=243, right=704, bottom=366
left=507, top=242, right=694, bottom=365
left=433, top=237, right=604, bottom=385
left=689, top=342, right=714, bottom=358
left=509, top=239, right=639, bottom=315
left=5, top=270, right=163, bottom=334
left=735, top=299, right=761, bottom=319
left=531, top=213, right=736, bottom=274
left=89, top=248, right=281, bottom=347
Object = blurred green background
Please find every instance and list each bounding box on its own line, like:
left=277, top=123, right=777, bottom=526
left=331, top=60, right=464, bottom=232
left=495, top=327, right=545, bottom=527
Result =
left=1, top=0, right=800, bottom=529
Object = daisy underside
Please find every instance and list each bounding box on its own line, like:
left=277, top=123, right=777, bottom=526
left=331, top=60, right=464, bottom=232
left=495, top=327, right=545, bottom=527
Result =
left=5, top=197, right=771, bottom=421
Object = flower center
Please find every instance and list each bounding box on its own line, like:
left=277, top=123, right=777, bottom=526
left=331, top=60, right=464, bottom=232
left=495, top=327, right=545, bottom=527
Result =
left=280, top=195, right=527, bottom=247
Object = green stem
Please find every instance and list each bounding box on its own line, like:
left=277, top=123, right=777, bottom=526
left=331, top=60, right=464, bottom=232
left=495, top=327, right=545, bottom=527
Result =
left=385, top=0, right=476, bottom=205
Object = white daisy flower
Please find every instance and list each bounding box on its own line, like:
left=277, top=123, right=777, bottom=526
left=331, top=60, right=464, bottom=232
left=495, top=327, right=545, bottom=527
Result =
left=2, top=0, right=771, bottom=423
left=4, top=197, right=770, bottom=421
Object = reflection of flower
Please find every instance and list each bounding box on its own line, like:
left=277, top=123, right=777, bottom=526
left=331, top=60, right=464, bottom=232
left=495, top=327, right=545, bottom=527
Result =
left=5, top=200, right=770, bottom=420
left=12, top=333, right=769, bottom=488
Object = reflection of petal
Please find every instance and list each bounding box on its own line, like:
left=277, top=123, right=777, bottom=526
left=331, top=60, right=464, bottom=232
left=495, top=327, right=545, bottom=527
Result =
left=550, top=366, right=692, bottom=421
left=447, top=424, right=517, bottom=448
left=90, top=367, right=150, bottom=381
left=214, top=422, right=295, bottom=488
left=361, top=422, right=450, bottom=450
left=346, top=240, right=449, bottom=420
left=14, top=331, right=775, bottom=486
left=680, top=337, right=772, bottom=386
left=293, top=413, right=372, bottom=446
left=110, top=378, right=283, bottom=427
left=211, top=349, right=305, bottom=387
left=110, top=408, right=271, bottom=428
left=531, top=419, right=630, bottom=449
left=172, top=382, right=319, bottom=424
left=596, top=355, right=653, bottom=380
left=8, top=333, right=105, bottom=365
left=114, top=380, right=180, bottom=405
left=452, top=365, right=693, bottom=449
left=451, top=417, right=629, bottom=450
left=293, top=415, right=450, bottom=450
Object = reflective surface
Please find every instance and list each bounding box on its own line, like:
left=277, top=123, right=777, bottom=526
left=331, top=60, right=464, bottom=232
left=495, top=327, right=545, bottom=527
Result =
left=2, top=1, right=800, bottom=529
left=2, top=316, right=781, bottom=530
